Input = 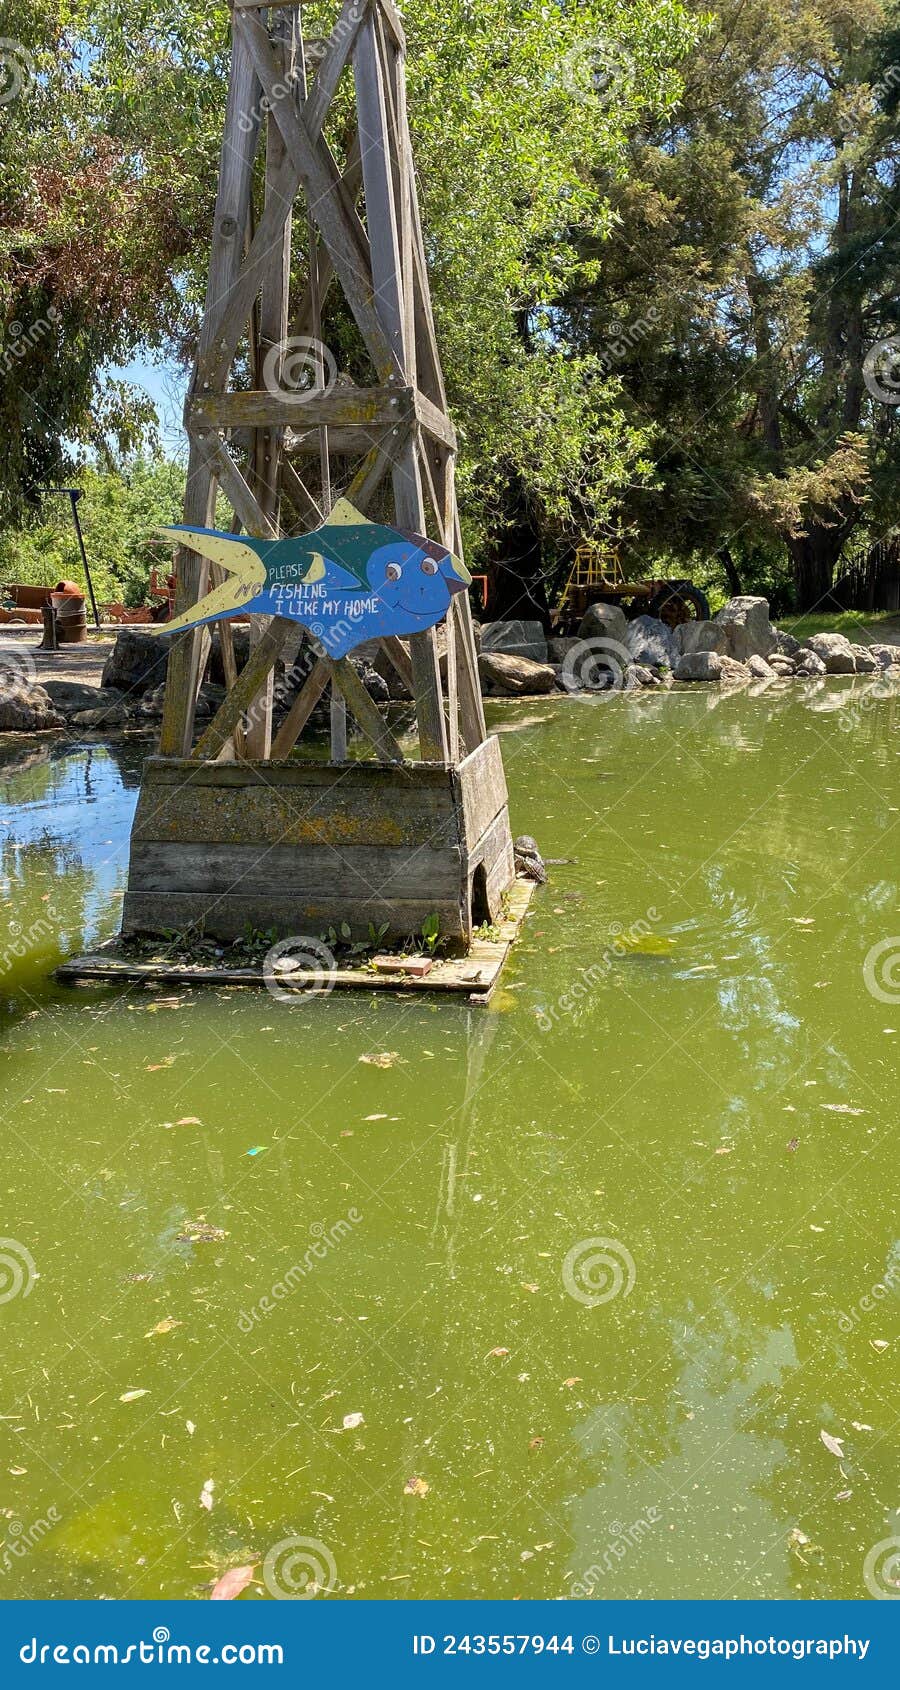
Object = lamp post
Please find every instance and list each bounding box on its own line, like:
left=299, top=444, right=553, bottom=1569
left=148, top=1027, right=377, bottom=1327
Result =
left=43, top=488, right=101, bottom=629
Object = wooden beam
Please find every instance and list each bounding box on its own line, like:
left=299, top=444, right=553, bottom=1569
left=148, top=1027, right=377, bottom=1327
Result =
left=238, top=8, right=400, bottom=382
left=189, top=385, right=413, bottom=432
left=331, top=658, right=405, bottom=762
left=192, top=616, right=295, bottom=759
left=194, top=432, right=278, bottom=539
left=415, top=389, right=456, bottom=450
left=202, top=1, right=367, bottom=389
left=270, top=654, right=331, bottom=757
left=160, top=28, right=260, bottom=757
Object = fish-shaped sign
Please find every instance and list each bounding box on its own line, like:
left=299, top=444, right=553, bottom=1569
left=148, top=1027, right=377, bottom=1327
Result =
left=153, top=498, right=471, bottom=659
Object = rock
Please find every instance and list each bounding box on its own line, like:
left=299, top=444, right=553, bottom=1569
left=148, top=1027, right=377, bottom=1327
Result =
left=849, top=644, right=880, bottom=674
left=796, top=652, right=827, bottom=676
left=478, top=651, right=556, bottom=695
left=72, top=702, right=128, bottom=728
left=772, top=629, right=802, bottom=657
left=714, top=595, right=776, bottom=661
left=625, top=614, right=678, bottom=668
left=548, top=636, right=583, bottom=664
left=673, top=650, right=725, bottom=682
left=355, top=661, right=390, bottom=704
left=868, top=642, right=900, bottom=669
left=207, top=625, right=252, bottom=685
left=768, top=655, right=797, bottom=675
left=719, top=655, right=751, bottom=684
left=801, top=632, right=856, bottom=673
left=480, top=619, right=548, bottom=662
left=624, top=663, right=658, bottom=690
left=746, top=654, right=776, bottom=679
left=40, top=680, right=123, bottom=717
left=101, top=628, right=171, bottom=695
left=575, top=602, right=629, bottom=647
left=675, top=619, right=728, bottom=656
left=0, top=682, right=65, bottom=733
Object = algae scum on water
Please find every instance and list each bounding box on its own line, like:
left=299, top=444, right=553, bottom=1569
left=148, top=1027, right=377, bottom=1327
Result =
left=0, top=682, right=897, bottom=1598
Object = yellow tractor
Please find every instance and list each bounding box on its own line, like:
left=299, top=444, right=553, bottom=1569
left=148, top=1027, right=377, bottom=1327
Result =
left=555, top=543, right=710, bottom=633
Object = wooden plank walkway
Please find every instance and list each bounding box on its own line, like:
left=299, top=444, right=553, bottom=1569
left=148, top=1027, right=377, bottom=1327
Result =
left=56, top=878, right=537, bottom=1005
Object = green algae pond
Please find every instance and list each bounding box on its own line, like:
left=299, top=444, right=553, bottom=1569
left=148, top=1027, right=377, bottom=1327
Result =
left=0, top=681, right=898, bottom=1600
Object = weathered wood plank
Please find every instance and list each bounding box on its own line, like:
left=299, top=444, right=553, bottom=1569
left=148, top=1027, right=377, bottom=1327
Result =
left=189, top=386, right=414, bottom=431
left=122, top=890, right=463, bottom=945
left=414, top=389, right=456, bottom=450
left=453, top=735, right=508, bottom=847
left=330, top=657, right=405, bottom=762
left=129, top=839, right=462, bottom=899
left=192, top=616, right=295, bottom=759
left=269, top=655, right=331, bottom=757
left=239, top=8, right=399, bottom=381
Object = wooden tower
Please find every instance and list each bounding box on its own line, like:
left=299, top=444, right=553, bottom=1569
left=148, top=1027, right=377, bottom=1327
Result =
left=121, top=0, right=515, bottom=948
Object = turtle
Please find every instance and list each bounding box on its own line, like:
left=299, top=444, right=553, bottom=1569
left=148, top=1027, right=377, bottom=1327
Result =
left=514, top=834, right=547, bottom=884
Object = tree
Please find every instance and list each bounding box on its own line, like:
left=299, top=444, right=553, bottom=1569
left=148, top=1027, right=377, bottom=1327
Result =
left=568, top=0, right=900, bottom=610
left=0, top=0, right=699, bottom=567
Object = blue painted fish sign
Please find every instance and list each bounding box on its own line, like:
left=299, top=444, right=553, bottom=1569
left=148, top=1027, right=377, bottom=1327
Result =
left=153, top=498, right=471, bottom=659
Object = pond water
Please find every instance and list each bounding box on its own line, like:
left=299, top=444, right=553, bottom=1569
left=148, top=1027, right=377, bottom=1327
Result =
left=0, top=681, right=897, bottom=1601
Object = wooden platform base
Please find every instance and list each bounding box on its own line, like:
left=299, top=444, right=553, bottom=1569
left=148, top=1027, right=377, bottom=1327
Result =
left=56, top=878, right=537, bottom=1005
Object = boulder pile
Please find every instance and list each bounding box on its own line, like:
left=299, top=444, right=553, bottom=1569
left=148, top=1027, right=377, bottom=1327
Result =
left=474, top=599, right=900, bottom=694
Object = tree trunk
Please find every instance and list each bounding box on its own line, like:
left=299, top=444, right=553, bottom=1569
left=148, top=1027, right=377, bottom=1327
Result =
left=787, top=530, right=843, bottom=611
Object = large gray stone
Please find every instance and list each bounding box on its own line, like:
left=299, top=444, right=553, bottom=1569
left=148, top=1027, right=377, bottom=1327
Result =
left=576, top=602, right=629, bottom=647
left=746, top=654, right=776, bottom=679
left=849, top=644, right=879, bottom=674
left=101, top=628, right=171, bottom=696
left=796, top=651, right=827, bottom=676
left=478, top=651, right=556, bottom=695
left=801, top=632, right=856, bottom=674
left=480, top=619, right=548, bottom=662
left=673, top=650, right=725, bottom=682
left=625, top=614, right=678, bottom=668
left=868, top=642, right=900, bottom=669
left=40, top=680, right=122, bottom=717
left=0, top=682, right=65, bottom=733
left=714, top=596, right=776, bottom=661
left=772, top=629, right=802, bottom=657
left=675, top=619, right=729, bottom=657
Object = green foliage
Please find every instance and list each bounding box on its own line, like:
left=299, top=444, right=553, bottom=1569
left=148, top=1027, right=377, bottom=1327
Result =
left=0, top=456, right=186, bottom=606
left=571, top=0, right=900, bottom=607
left=0, top=0, right=700, bottom=563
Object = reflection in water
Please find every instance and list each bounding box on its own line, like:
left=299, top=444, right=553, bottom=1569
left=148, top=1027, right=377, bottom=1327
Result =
left=0, top=687, right=897, bottom=1599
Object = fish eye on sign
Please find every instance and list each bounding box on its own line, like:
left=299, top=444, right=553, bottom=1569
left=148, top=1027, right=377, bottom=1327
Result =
left=152, top=498, right=472, bottom=660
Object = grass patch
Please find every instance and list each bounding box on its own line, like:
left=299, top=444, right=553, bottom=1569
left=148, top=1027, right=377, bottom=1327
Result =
left=777, top=609, right=898, bottom=641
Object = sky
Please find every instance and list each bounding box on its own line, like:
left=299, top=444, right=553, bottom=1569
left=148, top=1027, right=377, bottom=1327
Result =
left=112, top=356, right=189, bottom=457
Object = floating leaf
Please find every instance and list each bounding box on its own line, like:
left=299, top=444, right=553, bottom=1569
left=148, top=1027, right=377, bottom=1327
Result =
left=851, top=1421, right=873, bottom=1431
left=364, top=1114, right=388, bottom=1121
left=359, top=1052, right=400, bottom=1068
left=146, top=1056, right=176, bottom=1071
left=870, top=1338, right=890, bottom=1352
left=404, top=1476, right=429, bottom=1497
left=210, top=1565, right=254, bottom=1601
left=177, top=1116, right=202, bottom=1126
left=342, top=1412, right=364, bottom=1430
left=200, top=1479, right=215, bottom=1511
left=119, top=1389, right=148, bottom=1404
left=186, top=1420, right=196, bottom=1437
left=819, top=1429, right=844, bottom=1458
left=787, top=1138, right=800, bottom=1152
left=820, top=1104, right=865, bottom=1115
left=145, top=1318, right=182, bottom=1338
left=177, top=1220, right=228, bottom=1243
left=485, top=1347, right=509, bottom=1359
left=562, top=1377, right=582, bottom=1389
